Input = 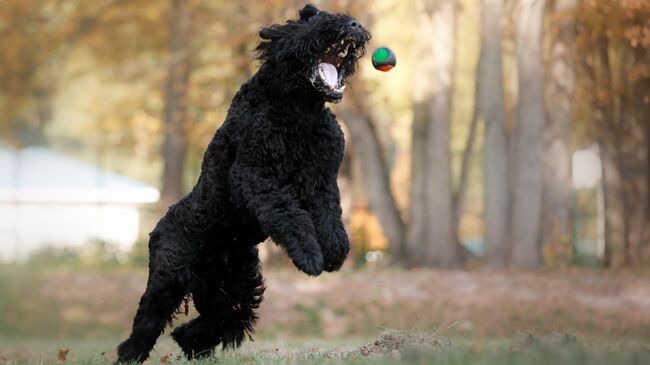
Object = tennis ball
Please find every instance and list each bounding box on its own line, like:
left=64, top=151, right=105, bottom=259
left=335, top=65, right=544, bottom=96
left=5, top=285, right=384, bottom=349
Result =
left=372, top=47, right=396, bottom=72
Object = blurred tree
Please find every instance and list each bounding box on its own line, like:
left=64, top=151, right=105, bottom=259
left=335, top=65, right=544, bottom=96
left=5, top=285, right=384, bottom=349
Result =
left=0, top=0, right=170, bottom=156
left=452, top=99, right=480, bottom=250
left=478, top=0, right=509, bottom=267
left=407, top=0, right=462, bottom=268
left=337, top=90, right=407, bottom=261
left=511, top=0, right=546, bottom=268
left=542, top=0, right=575, bottom=264
left=0, top=0, right=108, bottom=143
left=338, top=0, right=483, bottom=266
left=575, top=0, right=650, bottom=267
left=8, top=0, right=648, bottom=270
left=160, top=0, right=192, bottom=209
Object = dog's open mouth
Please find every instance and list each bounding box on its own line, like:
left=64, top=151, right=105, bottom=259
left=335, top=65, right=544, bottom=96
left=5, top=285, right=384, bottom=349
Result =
left=311, top=39, right=357, bottom=99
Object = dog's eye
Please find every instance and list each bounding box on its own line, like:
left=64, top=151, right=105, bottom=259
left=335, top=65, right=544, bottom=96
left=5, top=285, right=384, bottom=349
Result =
left=308, top=11, right=321, bottom=22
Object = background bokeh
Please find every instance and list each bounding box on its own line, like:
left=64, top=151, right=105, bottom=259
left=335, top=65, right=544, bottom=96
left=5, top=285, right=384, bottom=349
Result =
left=0, top=0, right=649, bottom=363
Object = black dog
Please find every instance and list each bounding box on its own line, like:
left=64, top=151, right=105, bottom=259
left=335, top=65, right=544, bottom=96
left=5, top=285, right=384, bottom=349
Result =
left=116, top=4, right=370, bottom=363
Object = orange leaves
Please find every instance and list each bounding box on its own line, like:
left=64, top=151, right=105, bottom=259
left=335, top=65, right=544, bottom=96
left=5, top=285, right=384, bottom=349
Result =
left=576, top=0, right=650, bottom=49
left=628, top=63, right=649, bottom=83
left=573, top=0, right=649, bottom=145
left=624, top=25, right=650, bottom=48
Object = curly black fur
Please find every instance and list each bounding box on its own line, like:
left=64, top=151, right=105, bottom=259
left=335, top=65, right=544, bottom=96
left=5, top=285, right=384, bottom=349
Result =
left=115, top=4, right=370, bottom=364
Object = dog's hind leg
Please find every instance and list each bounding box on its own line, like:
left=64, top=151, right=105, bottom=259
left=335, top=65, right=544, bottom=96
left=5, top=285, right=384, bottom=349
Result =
left=116, top=228, right=194, bottom=364
left=172, top=244, right=265, bottom=359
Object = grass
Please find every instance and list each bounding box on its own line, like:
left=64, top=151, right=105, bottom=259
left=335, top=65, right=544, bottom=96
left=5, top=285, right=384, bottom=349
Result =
left=2, top=265, right=650, bottom=364
left=1, top=330, right=649, bottom=365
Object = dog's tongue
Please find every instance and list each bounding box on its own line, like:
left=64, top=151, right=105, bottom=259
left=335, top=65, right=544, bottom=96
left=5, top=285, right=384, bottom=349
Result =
left=318, top=63, right=339, bottom=89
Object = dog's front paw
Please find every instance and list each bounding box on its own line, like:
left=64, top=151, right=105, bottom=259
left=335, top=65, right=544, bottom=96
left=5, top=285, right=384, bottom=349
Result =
left=322, top=228, right=349, bottom=272
left=116, top=338, right=149, bottom=364
left=291, top=247, right=324, bottom=276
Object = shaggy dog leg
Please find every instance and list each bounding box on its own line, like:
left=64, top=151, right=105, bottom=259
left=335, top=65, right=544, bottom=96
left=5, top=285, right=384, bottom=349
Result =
left=308, top=175, right=350, bottom=272
left=230, top=146, right=325, bottom=276
left=170, top=315, right=220, bottom=358
left=116, top=226, right=193, bottom=364
left=172, top=245, right=264, bottom=359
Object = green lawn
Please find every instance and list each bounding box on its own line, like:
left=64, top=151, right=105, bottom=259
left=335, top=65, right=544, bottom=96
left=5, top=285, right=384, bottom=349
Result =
left=1, top=330, right=649, bottom=365
left=2, top=266, right=649, bottom=364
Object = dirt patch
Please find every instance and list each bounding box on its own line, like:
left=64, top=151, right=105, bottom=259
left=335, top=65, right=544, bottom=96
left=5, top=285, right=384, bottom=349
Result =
left=358, top=329, right=451, bottom=356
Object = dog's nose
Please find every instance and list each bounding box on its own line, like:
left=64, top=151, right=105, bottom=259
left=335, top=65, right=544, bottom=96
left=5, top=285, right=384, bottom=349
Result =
left=348, top=20, right=360, bottom=29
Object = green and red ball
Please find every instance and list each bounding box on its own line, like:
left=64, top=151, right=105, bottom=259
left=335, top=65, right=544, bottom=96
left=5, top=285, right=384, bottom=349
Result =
left=372, top=47, right=396, bottom=72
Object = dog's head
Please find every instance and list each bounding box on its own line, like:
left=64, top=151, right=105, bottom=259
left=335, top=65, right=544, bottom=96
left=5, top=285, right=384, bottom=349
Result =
left=256, top=4, right=371, bottom=102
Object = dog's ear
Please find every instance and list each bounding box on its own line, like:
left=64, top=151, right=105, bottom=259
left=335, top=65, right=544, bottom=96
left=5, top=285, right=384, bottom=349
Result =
left=259, top=25, right=279, bottom=41
left=299, top=4, right=319, bottom=22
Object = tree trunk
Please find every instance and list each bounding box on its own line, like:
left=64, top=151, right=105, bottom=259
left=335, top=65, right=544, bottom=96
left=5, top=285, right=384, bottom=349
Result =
left=337, top=94, right=406, bottom=261
left=510, top=0, right=546, bottom=268
left=408, top=97, right=429, bottom=266
left=599, top=116, right=636, bottom=267
left=160, top=0, right=191, bottom=210
left=621, top=45, right=648, bottom=268
left=478, top=0, right=509, bottom=267
left=541, top=0, right=575, bottom=262
left=593, top=34, right=629, bottom=268
left=595, top=36, right=648, bottom=268
left=637, top=48, right=650, bottom=261
left=407, top=0, right=461, bottom=268
left=600, top=137, right=626, bottom=268
left=453, top=104, right=479, bottom=237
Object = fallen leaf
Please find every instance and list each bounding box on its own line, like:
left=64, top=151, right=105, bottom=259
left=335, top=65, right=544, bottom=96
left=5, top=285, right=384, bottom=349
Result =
left=57, top=348, right=69, bottom=363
